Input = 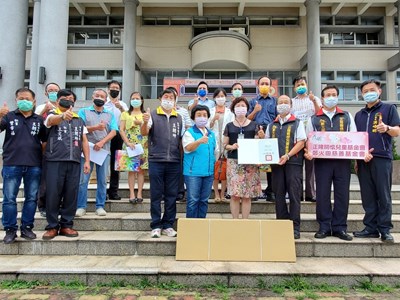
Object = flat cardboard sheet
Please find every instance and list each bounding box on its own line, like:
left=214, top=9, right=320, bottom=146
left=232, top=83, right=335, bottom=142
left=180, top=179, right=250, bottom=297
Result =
left=176, top=219, right=296, bottom=262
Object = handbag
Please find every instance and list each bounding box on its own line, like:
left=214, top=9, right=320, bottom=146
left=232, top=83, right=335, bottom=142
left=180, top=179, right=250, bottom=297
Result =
left=214, top=152, right=227, bottom=181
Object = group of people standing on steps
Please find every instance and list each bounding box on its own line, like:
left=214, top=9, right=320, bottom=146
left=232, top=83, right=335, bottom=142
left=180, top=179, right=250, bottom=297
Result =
left=1, top=76, right=399, bottom=245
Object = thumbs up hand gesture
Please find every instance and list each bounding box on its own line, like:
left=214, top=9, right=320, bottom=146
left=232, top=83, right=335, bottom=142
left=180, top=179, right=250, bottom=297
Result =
left=143, top=108, right=151, bottom=124
left=376, top=114, right=388, bottom=133
left=0, top=103, right=9, bottom=118
left=97, top=120, right=106, bottom=131
left=63, top=107, right=74, bottom=121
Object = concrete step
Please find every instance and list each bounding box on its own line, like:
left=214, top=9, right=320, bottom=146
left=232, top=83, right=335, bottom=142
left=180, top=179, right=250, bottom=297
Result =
left=4, top=198, right=400, bottom=215
left=4, top=183, right=400, bottom=200
left=14, top=212, right=400, bottom=232
left=1, top=231, right=399, bottom=258
left=1, top=255, right=399, bottom=287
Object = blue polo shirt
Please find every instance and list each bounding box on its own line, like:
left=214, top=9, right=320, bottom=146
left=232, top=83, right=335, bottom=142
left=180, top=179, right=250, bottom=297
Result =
left=248, top=95, right=277, bottom=126
left=78, top=105, right=118, bottom=152
left=188, top=98, right=215, bottom=109
left=0, top=110, right=46, bottom=167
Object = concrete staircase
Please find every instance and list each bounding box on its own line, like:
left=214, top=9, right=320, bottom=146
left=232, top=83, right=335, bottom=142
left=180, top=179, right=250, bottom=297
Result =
left=1, top=182, right=400, bottom=287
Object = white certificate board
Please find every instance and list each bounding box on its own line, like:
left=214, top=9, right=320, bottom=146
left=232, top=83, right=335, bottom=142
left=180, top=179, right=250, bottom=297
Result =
left=237, top=138, right=279, bottom=164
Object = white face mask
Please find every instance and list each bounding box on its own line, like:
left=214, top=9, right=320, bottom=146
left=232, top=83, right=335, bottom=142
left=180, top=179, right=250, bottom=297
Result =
left=234, top=106, right=247, bottom=116
left=215, top=97, right=226, bottom=106
left=277, top=104, right=291, bottom=115
left=161, top=99, right=174, bottom=110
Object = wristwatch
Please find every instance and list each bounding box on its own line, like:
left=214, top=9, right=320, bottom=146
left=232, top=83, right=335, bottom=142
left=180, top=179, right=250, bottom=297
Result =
left=286, top=153, right=291, bottom=160
left=386, top=125, right=391, bottom=133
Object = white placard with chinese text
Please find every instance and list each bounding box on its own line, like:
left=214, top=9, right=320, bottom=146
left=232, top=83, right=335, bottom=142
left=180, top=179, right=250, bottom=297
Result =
left=307, top=132, right=369, bottom=159
left=237, top=139, right=280, bottom=164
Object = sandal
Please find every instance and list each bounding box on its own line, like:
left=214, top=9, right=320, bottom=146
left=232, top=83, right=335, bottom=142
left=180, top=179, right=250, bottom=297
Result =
left=129, top=198, right=143, bottom=204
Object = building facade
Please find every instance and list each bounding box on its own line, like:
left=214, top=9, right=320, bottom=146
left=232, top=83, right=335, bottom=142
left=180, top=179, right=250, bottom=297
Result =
left=1, top=0, right=400, bottom=108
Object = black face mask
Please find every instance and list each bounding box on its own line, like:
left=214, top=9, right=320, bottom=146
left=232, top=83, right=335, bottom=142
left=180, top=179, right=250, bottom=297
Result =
left=109, top=90, right=120, bottom=99
left=59, top=98, right=74, bottom=109
left=94, top=99, right=105, bottom=107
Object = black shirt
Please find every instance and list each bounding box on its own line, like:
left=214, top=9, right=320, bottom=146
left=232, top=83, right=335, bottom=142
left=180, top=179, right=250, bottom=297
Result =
left=223, top=121, right=258, bottom=159
left=0, top=110, right=46, bottom=167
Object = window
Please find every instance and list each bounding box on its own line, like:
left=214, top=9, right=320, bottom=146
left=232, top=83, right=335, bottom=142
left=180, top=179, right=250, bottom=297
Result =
left=68, top=31, right=112, bottom=45
left=140, top=70, right=299, bottom=99
left=322, top=70, right=387, bottom=101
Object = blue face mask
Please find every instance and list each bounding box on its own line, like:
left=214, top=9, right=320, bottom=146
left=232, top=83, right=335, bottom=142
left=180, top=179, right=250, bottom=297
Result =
left=130, top=99, right=142, bottom=108
left=363, top=92, right=379, bottom=103
left=198, top=89, right=207, bottom=98
left=17, top=99, right=34, bottom=112
left=296, top=86, right=307, bottom=95
left=324, top=97, right=338, bottom=109
left=48, top=92, right=58, bottom=102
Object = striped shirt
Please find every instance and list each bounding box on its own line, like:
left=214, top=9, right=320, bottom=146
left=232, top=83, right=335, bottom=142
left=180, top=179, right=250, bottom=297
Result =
left=291, top=95, right=322, bottom=126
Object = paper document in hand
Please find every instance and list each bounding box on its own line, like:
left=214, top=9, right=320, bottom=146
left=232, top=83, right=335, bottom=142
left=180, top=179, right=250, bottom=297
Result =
left=126, top=144, right=144, bottom=157
left=88, top=142, right=109, bottom=166
left=237, top=139, right=279, bottom=164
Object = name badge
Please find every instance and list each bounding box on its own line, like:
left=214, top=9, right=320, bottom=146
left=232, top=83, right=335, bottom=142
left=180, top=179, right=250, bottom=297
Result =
left=238, top=133, right=244, bottom=139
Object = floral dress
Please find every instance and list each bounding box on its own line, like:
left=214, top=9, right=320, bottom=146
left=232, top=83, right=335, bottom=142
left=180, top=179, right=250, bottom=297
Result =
left=120, top=111, right=148, bottom=170
left=224, top=121, right=261, bottom=198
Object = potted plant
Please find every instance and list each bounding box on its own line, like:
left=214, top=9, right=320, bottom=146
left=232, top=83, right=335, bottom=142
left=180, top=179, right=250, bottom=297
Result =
left=392, top=139, right=400, bottom=184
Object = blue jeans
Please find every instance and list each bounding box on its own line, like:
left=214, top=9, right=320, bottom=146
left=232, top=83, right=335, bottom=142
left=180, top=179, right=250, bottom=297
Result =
left=184, top=175, right=213, bottom=218
left=2, top=166, right=41, bottom=231
left=77, top=155, right=109, bottom=209
left=149, top=161, right=180, bottom=229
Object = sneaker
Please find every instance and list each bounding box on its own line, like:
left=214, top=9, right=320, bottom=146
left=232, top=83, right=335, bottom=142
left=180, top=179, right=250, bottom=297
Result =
left=75, top=208, right=86, bottom=217
left=162, top=228, right=177, bottom=237
left=151, top=228, right=161, bottom=238
left=39, top=209, right=46, bottom=218
left=20, top=226, right=37, bottom=240
left=3, top=229, right=17, bottom=244
left=95, top=208, right=107, bottom=216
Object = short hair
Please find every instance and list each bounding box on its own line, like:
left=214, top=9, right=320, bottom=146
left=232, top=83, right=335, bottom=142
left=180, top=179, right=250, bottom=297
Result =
left=57, top=89, right=76, bottom=102
left=231, top=82, right=243, bottom=90
left=166, top=86, right=178, bottom=96
left=190, top=105, right=210, bottom=120
left=360, top=79, right=381, bottom=91
left=230, top=96, right=250, bottom=113
left=213, top=87, right=227, bottom=99
left=15, top=87, right=35, bottom=98
left=107, top=80, right=122, bottom=89
left=197, top=81, right=209, bottom=89
left=45, top=82, right=60, bottom=92
left=277, top=95, right=293, bottom=105
left=292, top=76, right=307, bottom=86
left=321, top=85, right=339, bottom=97
left=257, top=75, right=272, bottom=85
left=159, top=88, right=176, bottom=100
left=93, top=88, right=108, bottom=98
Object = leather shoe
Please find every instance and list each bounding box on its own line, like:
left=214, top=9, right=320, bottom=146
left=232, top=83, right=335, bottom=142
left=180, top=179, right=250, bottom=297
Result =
left=353, top=229, right=380, bottom=238
left=333, top=231, right=353, bottom=241
left=381, top=232, right=394, bottom=244
left=42, top=229, right=58, bottom=240
left=59, top=227, right=79, bottom=237
left=294, top=230, right=300, bottom=240
left=20, top=227, right=37, bottom=240
left=305, top=196, right=316, bottom=202
left=266, top=192, right=275, bottom=202
left=108, top=194, right=121, bottom=200
left=3, top=229, right=17, bottom=244
left=314, top=231, right=331, bottom=239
